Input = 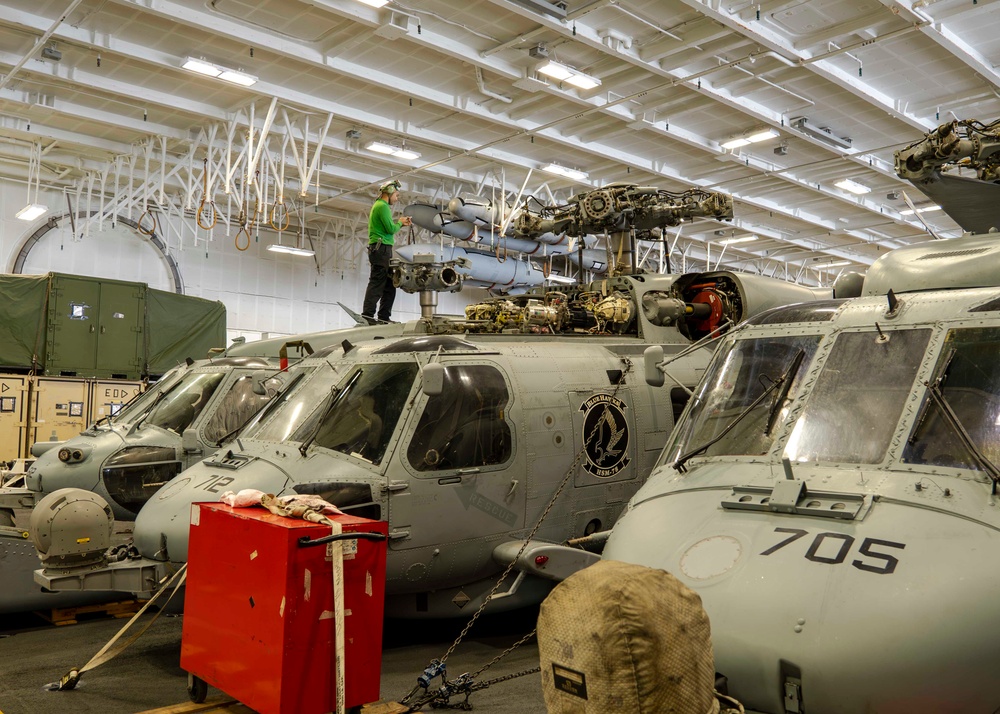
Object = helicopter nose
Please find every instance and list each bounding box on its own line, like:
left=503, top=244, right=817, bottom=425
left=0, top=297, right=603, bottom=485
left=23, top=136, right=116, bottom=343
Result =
left=134, top=459, right=290, bottom=562
left=27, top=442, right=102, bottom=493
left=606, top=489, right=1000, bottom=713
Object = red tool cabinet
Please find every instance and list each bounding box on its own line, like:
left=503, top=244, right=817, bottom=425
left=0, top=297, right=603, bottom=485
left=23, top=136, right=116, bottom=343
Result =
left=181, top=503, right=388, bottom=714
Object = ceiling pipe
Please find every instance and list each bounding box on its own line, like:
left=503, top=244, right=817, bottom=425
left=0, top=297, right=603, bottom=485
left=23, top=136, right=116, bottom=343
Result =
left=474, top=67, right=513, bottom=103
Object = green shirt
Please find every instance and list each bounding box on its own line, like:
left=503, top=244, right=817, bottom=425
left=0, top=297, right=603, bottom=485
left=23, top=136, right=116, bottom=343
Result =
left=368, top=198, right=402, bottom=246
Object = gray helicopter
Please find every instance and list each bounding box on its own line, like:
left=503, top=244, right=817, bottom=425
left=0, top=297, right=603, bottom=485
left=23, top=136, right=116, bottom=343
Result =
left=0, top=325, right=400, bottom=613
left=31, top=186, right=830, bottom=618
left=600, top=118, right=1000, bottom=712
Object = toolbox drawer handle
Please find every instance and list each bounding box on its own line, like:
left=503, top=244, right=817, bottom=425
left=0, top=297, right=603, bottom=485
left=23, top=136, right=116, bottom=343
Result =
left=297, top=531, right=387, bottom=547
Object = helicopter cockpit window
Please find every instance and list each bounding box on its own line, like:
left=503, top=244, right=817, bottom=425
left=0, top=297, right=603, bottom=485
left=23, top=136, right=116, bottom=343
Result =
left=903, top=327, right=1000, bottom=471
left=145, top=372, right=225, bottom=435
left=407, top=365, right=512, bottom=472
left=290, top=362, right=418, bottom=464
left=666, top=334, right=821, bottom=463
left=246, top=367, right=332, bottom=443
left=202, top=375, right=283, bottom=444
left=784, top=329, right=931, bottom=465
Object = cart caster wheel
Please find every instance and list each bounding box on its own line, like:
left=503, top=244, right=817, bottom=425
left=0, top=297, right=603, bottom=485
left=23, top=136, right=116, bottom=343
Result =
left=187, top=673, right=208, bottom=704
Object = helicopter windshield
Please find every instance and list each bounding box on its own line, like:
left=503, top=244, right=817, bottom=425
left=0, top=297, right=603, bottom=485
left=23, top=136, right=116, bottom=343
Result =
left=246, top=367, right=338, bottom=443
left=201, top=374, right=284, bottom=444
left=288, top=362, right=418, bottom=464
left=666, top=334, right=821, bottom=464
left=144, top=372, right=225, bottom=435
left=784, top=329, right=931, bottom=464
left=108, top=371, right=182, bottom=425
left=903, top=327, right=1000, bottom=472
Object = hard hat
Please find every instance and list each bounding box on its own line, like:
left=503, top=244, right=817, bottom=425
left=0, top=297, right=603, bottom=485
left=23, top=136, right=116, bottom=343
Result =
left=379, top=180, right=401, bottom=195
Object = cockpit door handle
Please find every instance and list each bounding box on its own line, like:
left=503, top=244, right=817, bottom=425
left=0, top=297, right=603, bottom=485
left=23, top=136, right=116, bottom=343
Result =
left=386, top=480, right=409, bottom=492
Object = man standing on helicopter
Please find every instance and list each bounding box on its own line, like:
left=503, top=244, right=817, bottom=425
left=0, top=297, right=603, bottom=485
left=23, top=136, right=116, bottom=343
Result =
left=361, top=179, right=411, bottom=325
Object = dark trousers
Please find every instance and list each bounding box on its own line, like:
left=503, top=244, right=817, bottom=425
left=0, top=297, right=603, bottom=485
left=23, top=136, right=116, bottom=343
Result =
left=362, top=242, right=396, bottom=322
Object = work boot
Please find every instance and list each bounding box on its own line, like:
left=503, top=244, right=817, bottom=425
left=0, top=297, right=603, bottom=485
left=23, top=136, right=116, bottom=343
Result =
left=361, top=314, right=378, bottom=326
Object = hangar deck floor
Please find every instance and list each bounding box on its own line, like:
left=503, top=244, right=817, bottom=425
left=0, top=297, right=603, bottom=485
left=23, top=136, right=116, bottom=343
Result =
left=0, top=607, right=543, bottom=714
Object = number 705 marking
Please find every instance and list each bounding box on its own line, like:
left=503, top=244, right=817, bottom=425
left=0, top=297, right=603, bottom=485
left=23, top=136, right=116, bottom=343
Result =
left=760, top=527, right=906, bottom=575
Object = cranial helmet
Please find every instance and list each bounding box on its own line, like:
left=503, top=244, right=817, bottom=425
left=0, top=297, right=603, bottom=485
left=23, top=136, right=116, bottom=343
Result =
left=379, top=180, right=401, bottom=196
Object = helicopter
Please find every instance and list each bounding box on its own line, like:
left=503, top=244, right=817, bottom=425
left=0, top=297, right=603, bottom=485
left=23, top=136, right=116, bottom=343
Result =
left=598, top=117, right=1000, bottom=712
left=30, top=185, right=832, bottom=618
left=0, top=324, right=402, bottom=613
left=15, top=324, right=404, bottom=522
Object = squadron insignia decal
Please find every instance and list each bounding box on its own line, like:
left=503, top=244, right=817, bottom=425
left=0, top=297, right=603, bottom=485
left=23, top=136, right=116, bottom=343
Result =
left=580, top=394, right=631, bottom=478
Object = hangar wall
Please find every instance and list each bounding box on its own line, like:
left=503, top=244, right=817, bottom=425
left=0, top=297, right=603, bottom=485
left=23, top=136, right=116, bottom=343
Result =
left=0, top=179, right=480, bottom=344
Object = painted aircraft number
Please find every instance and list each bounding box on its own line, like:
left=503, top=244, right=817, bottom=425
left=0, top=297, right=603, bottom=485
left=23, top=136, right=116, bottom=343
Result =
left=195, top=475, right=235, bottom=493
left=760, top=527, right=906, bottom=575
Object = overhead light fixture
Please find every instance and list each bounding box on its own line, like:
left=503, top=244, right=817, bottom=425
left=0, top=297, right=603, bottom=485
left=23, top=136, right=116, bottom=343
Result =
left=790, top=117, right=853, bottom=149
left=565, top=73, right=600, bottom=90
left=16, top=204, right=48, bottom=221
left=218, top=69, right=258, bottom=87
left=900, top=204, right=942, bottom=216
left=821, top=261, right=851, bottom=268
left=834, top=178, right=871, bottom=195
left=718, top=234, right=758, bottom=246
left=365, top=141, right=420, bottom=160
left=355, top=0, right=390, bottom=6
left=536, top=60, right=601, bottom=89
left=366, top=141, right=397, bottom=155
left=183, top=58, right=222, bottom=77
left=267, top=244, right=315, bottom=257
left=537, top=60, right=573, bottom=81
left=542, top=163, right=588, bottom=181
left=721, top=127, right=779, bottom=150
left=183, top=57, right=257, bottom=86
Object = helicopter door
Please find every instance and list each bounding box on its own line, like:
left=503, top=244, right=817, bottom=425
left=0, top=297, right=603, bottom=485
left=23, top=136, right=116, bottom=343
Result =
left=391, top=363, right=520, bottom=550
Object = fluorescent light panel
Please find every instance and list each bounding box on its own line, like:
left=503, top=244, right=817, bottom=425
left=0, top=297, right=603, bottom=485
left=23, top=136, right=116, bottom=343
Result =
left=366, top=141, right=397, bottom=155
left=718, top=235, right=758, bottom=246
left=183, top=58, right=222, bottom=77
left=393, top=148, right=421, bottom=160
left=821, top=261, right=851, bottom=268
left=183, top=57, right=257, bottom=86
left=900, top=204, right=942, bottom=216
left=722, top=127, right=779, bottom=150
left=536, top=60, right=600, bottom=89
left=366, top=141, right=421, bottom=159
left=267, top=244, right=315, bottom=257
left=537, top=60, right=573, bottom=81
left=354, top=0, right=390, bottom=6
left=542, top=163, right=588, bottom=181
left=218, top=70, right=257, bottom=87
left=565, top=73, right=601, bottom=90
left=835, top=178, right=871, bottom=195
left=16, top=204, right=48, bottom=221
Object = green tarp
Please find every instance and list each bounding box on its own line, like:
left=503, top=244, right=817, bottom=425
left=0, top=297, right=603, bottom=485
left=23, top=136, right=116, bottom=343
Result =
left=0, top=274, right=50, bottom=372
left=146, top=288, right=226, bottom=375
left=0, top=273, right=226, bottom=378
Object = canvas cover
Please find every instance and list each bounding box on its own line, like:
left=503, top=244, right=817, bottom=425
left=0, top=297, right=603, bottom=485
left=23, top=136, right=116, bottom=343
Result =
left=538, top=559, right=725, bottom=714
left=0, top=274, right=50, bottom=371
left=0, top=273, right=225, bottom=378
left=145, top=288, right=226, bottom=375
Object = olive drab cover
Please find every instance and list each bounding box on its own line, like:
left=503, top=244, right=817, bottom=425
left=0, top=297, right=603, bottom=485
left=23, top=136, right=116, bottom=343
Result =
left=0, top=272, right=225, bottom=379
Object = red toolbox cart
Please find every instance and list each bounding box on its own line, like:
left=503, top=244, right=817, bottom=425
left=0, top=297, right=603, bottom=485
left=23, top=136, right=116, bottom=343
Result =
left=181, top=503, right=387, bottom=714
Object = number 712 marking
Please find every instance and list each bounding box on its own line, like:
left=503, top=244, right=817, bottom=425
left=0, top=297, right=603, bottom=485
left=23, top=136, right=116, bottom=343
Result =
left=761, top=527, right=905, bottom=575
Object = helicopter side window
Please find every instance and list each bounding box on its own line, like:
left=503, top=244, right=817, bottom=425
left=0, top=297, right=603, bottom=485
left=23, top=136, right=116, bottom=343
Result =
left=291, top=362, right=418, bottom=465
left=202, top=375, right=283, bottom=444
left=665, top=334, right=821, bottom=463
left=145, top=373, right=225, bottom=435
left=785, top=329, right=931, bottom=465
left=903, top=327, right=1000, bottom=471
left=407, top=365, right=512, bottom=472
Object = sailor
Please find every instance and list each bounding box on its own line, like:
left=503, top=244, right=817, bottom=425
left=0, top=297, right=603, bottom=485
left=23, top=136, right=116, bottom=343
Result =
left=361, top=179, right=411, bottom=324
